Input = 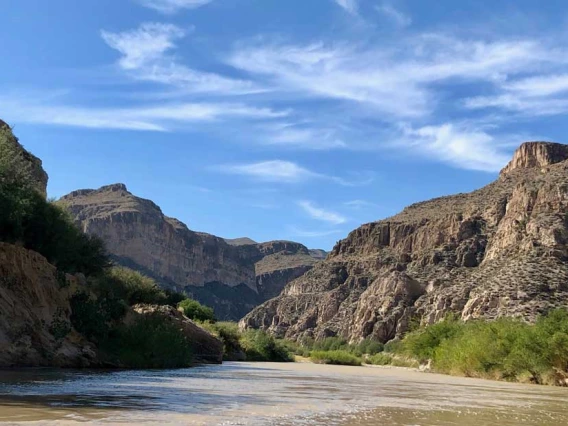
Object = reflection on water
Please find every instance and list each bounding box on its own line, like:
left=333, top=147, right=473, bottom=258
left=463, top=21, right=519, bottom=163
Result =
left=0, top=362, right=567, bottom=425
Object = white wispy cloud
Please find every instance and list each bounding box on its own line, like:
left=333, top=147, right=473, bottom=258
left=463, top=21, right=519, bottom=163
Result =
left=288, top=226, right=343, bottom=238
left=101, top=23, right=184, bottom=69
left=102, top=23, right=260, bottom=94
left=134, top=0, right=214, bottom=14
left=0, top=95, right=287, bottom=131
left=334, top=0, right=358, bottom=14
left=344, top=199, right=377, bottom=209
left=261, top=122, right=347, bottom=150
left=218, top=160, right=322, bottom=183
left=298, top=200, right=347, bottom=224
left=465, top=73, right=568, bottom=116
left=227, top=36, right=550, bottom=120
left=375, top=3, right=412, bottom=27
left=215, top=160, right=373, bottom=185
left=399, top=123, right=512, bottom=172
left=504, top=74, right=568, bottom=97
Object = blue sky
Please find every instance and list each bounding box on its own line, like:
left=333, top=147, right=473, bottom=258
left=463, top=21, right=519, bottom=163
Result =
left=2, top=0, right=568, bottom=250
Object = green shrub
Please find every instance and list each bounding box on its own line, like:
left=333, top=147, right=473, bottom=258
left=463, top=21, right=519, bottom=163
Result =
left=101, top=267, right=167, bottom=306
left=179, top=298, right=216, bottom=322
left=310, top=350, right=362, bottom=366
left=367, top=352, right=393, bottom=365
left=293, top=336, right=384, bottom=357
left=164, top=290, right=187, bottom=307
left=240, top=329, right=293, bottom=362
left=69, top=291, right=115, bottom=341
left=200, top=321, right=242, bottom=360
left=278, top=339, right=311, bottom=357
left=399, top=315, right=463, bottom=361
left=312, top=336, right=349, bottom=352
left=0, top=126, right=109, bottom=276
left=352, top=338, right=384, bottom=356
left=104, top=315, right=194, bottom=369
left=389, top=309, right=568, bottom=384
left=201, top=322, right=293, bottom=362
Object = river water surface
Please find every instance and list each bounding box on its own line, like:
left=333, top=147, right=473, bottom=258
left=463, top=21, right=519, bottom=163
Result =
left=0, top=362, right=567, bottom=425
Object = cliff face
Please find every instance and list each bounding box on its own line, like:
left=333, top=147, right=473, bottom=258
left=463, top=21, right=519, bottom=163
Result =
left=60, top=184, right=256, bottom=291
left=241, top=142, right=568, bottom=343
left=60, top=185, right=324, bottom=320
left=0, top=120, right=48, bottom=196
left=0, top=243, right=96, bottom=367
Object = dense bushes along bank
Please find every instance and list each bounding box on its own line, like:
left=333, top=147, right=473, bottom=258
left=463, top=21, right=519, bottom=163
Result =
left=394, top=311, right=568, bottom=385
left=200, top=322, right=293, bottom=362
left=262, top=310, right=568, bottom=387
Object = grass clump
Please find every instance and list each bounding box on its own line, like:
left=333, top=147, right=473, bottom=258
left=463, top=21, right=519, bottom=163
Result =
left=310, top=350, right=362, bottom=366
left=367, top=352, right=393, bottom=366
left=200, top=322, right=293, bottom=362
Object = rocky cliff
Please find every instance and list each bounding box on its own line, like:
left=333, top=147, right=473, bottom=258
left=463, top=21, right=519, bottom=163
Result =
left=59, top=185, right=324, bottom=320
left=0, top=242, right=97, bottom=367
left=241, top=142, right=568, bottom=343
left=0, top=119, right=48, bottom=196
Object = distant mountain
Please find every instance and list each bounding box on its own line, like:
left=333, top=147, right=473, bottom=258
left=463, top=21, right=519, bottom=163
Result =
left=59, top=185, right=323, bottom=320
left=224, top=237, right=258, bottom=246
left=242, top=142, right=568, bottom=342
left=308, top=249, right=328, bottom=260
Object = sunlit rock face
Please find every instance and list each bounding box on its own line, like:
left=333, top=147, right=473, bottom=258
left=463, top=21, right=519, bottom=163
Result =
left=242, top=142, right=568, bottom=343
left=60, top=185, right=324, bottom=320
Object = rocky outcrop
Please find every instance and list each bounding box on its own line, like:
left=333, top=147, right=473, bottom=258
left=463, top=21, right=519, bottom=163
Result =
left=127, top=304, right=223, bottom=364
left=225, top=237, right=258, bottom=246
left=0, top=243, right=97, bottom=367
left=241, top=142, right=568, bottom=343
left=500, top=141, right=568, bottom=175
left=60, top=185, right=323, bottom=320
left=60, top=184, right=257, bottom=291
left=0, top=120, right=48, bottom=196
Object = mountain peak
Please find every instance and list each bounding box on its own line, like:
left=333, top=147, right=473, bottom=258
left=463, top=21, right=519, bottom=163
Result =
left=500, top=141, right=568, bottom=176
left=99, top=183, right=128, bottom=192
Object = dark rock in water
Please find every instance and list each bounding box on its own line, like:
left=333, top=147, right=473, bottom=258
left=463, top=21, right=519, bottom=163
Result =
left=241, top=142, right=568, bottom=343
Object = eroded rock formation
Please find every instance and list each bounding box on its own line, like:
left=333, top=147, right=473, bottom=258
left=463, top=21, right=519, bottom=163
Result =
left=241, top=142, right=568, bottom=343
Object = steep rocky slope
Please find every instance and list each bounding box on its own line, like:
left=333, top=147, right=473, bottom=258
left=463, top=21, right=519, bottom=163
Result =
left=241, top=142, right=568, bottom=343
left=0, top=242, right=97, bottom=367
left=59, top=185, right=324, bottom=319
left=0, top=119, right=48, bottom=195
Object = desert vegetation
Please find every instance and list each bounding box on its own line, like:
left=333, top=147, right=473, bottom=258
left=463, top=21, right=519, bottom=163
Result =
left=393, top=310, right=568, bottom=385
left=200, top=321, right=293, bottom=362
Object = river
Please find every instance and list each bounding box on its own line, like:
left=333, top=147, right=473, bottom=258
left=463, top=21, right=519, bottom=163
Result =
left=0, top=362, right=567, bottom=425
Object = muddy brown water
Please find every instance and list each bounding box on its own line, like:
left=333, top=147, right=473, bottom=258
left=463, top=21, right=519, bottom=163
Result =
left=0, top=362, right=567, bottom=425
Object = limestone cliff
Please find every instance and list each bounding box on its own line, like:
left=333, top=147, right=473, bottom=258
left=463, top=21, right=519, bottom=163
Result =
left=60, top=185, right=324, bottom=320
left=241, top=142, right=568, bottom=343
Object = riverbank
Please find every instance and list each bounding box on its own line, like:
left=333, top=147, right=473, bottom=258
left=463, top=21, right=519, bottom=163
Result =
left=1, top=362, right=567, bottom=425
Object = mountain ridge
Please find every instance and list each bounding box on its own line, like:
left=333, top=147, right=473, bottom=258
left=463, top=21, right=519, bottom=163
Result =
left=241, top=141, right=568, bottom=342
left=59, top=184, right=326, bottom=320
